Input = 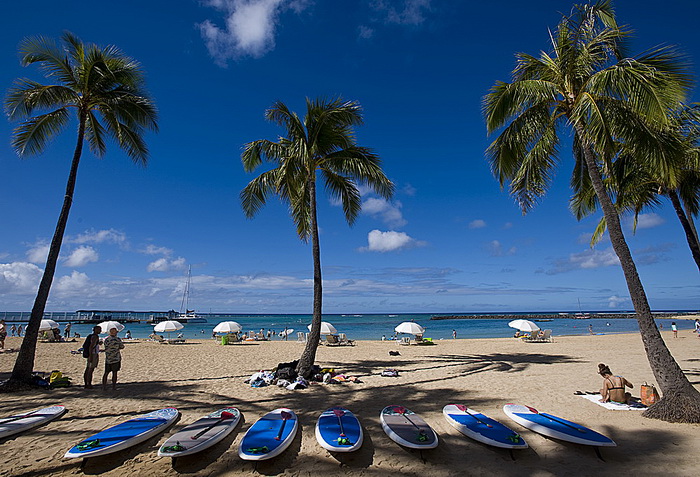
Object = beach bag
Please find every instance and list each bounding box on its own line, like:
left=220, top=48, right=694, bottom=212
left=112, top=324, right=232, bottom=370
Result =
left=641, top=382, right=660, bottom=406
left=381, top=368, right=399, bottom=377
left=49, top=370, right=71, bottom=388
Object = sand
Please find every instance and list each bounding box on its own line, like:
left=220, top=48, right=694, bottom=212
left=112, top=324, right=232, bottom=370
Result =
left=1, top=329, right=699, bottom=477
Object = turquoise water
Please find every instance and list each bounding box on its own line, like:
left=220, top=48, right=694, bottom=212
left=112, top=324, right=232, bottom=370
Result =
left=4, top=313, right=696, bottom=341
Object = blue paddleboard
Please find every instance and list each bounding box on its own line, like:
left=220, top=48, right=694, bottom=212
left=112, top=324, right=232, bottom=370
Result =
left=503, top=404, right=616, bottom=447
left=315, top=407, right=363, bottom=452
left=443, top=404, right=527, bottom=449
left=64, top=408, right=179, bottom=459
left=238, top=408, right=298, bottom=461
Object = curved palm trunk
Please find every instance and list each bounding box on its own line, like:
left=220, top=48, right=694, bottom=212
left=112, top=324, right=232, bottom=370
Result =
left=667, top=189, right=700, bottom=272
left=297, top=178, right=323, bottom=378
left=578, top=130, right=700, bottom=422
left=8, top=113, right=87, bottom=386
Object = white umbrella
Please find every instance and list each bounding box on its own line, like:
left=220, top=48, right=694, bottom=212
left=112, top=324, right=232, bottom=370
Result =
left=38, top=319, right=59, bottom=332
left=307, top=321, right=337, bottom=335
left=213, top=321, right=242, bottom=334
left=154, top=320, right=184, bottom=333
left=508, top=319, right=540, bottom=333
left=97, top=321, right=124, bottom=334
left=395, top=322, right=426, bottom=335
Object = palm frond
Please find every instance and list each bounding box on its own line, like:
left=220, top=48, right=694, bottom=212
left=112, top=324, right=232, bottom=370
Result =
left=11, top=108, right=70, bottom=157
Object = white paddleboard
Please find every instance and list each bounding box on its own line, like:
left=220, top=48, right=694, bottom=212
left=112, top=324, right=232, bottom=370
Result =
left=65, top=408, right=179, bottom=459
left=443, top=404, right=527, bottom=449
left=0, top=405, right=67, bottom=439
left=158, top=407, right=241, bottom=457
left=380, top=405, right=438, bottom=449
left=503, top=404, right=616, bottom=447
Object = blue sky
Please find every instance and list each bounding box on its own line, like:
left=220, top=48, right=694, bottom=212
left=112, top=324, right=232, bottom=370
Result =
left=1, top=0, right=698, bottom=313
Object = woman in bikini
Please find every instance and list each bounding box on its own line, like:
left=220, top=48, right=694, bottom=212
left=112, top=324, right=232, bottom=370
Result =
left=598, top=363, right=633, bottom=404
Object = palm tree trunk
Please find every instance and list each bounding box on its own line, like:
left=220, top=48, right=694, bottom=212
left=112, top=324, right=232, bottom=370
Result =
left=667, top=189, right=700, bottom=272
left=578, top=133, right=700, bottom=422
left=297, top=178, right=323, bottom=378
left=7, top=113, right=86, bottom=386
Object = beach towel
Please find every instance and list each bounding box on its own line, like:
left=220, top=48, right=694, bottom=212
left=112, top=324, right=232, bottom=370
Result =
left=578, top=393, right=646, bottom=410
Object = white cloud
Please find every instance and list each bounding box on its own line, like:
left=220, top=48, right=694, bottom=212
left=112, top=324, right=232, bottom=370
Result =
left=488, top=240, right=516, bottom=257
left=371, top=0, right=432, bottom=25
left=469, top=219, right=486, bottom=229
left=26, top=243, right=49, bottom=264
left=0, top=262, right=42, bottom=294
left=147, top=257, right=187, bottom=273
left=69, top=229, right=126, bottom=245
left=64, top=246, right=99, bottom=267
left=199, top=0, right=308, bottom=64
left=142, top=244, right=174, bottom=256
left=359, top=229, right=424, bottom=252
left=634, top=213, right=665, bottom=230
left=607, top=295, right=628, bottom=308
left=358, top=25, right=374, bottom=39
left=53, top=271, right=91, bottom=295
left=362, top=198, right=407, bottom=228
left=547, top=247, right=620, bottom=274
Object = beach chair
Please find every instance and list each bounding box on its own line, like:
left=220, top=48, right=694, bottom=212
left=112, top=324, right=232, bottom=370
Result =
left=297, top=331, right=306, bottom=342
left=414, top=334, right=424, bottom=344
left=325, top=334, right=340, bottom=346
left=338, top=333, right=355, bottom=346
left=540, top=329, right=553, bottom=342
left=398, top=336, right=411, bottom=346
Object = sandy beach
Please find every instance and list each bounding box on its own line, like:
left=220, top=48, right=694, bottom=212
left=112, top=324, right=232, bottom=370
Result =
left=1, top=330, right=699, bottom=477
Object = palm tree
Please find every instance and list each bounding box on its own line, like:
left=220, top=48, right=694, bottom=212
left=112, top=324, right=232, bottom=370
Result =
left=241, top=97, right=394, bottom=378
left=483, top=1, right=700, bottom=422
left=2, top=33, right=158, bottom=387
left=571, top=104, right=700, bottom=271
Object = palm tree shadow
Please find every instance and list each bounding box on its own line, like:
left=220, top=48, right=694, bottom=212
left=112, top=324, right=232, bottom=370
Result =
left=327, top=421, right=374, bottom=468
left=240, top=422, right=303, bottom=476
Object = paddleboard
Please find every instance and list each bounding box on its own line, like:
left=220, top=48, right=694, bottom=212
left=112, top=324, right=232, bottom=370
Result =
left=380, top=405, right=438, bottom=449
left=238, top=408, right=298, bottom=461
left=315, top=407, right=363, bottom=452
left=158, top=407, right=241, bottom=457
left=442, top=404, right=527, bottom=449
left=64, top=408, right=179, bottom=459
left=0, top=405, right=67, bottom=439
left=503, top=404, right=616, bottom=447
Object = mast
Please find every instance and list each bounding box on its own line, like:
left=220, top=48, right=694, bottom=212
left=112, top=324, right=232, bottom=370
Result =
left=179, top=266, right=191, bottom=314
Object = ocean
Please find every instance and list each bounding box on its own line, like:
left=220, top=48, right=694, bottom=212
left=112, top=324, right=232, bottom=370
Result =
left=2, top=312, right=696, bottom=341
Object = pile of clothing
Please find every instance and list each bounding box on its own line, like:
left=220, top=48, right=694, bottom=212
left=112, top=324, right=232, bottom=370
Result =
left=243, top=361, right=363, bottom=391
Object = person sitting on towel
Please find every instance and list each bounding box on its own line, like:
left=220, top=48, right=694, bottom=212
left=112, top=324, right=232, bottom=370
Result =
left=598, top=363, right=633, bottom=404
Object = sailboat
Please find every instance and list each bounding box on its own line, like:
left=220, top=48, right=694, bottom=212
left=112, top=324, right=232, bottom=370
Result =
left=178, top=266, right=207, bottom=323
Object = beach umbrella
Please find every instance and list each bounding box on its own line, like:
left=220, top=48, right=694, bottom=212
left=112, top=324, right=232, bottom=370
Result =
left=508, top=319, right=540, bottom=333
left=97, top=321, right=124, bottom=334
left=38, top=319, right=59, bottom=332
left=394, top=322, right=426, bottom=335
left=154, top=320, right=184, bottom=333
left=307, top=321, right=337, bottom=335
left=213, top=321, right=242, bottom=334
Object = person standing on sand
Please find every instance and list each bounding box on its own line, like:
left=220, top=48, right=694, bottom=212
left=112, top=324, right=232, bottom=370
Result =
left=671, top=322, right=678, bottom=338
left=102, top=326, right=124, bottom=390
left=64, top=322, right=71, bottom=339
left=17, top=324, right=23, bottom=337
left=694, top=319, right=700, bottom=337
left=84, top=325, right=101, bottom=389
left=452, top=329, right=457, bottom=339
left=0, top=320, right=6, bottom=349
